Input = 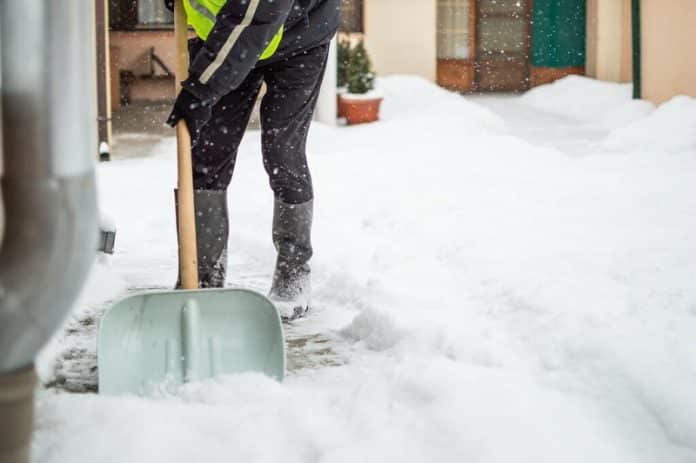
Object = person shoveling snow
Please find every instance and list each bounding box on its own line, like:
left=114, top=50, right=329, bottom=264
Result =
left=164, top=0, right=339, bottom=320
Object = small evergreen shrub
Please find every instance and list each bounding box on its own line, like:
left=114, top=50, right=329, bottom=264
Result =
left=344, top=40, right=376, bottom=95
left=337, top=38, right=351, bottom=89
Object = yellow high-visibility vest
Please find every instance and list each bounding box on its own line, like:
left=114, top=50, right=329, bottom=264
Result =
left=183, top=0, right=283, bottom=60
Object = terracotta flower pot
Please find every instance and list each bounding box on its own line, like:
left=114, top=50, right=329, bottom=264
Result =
left=337, top=94, right=344, bottom=118
left=337, top=88, right=347, bottom=118
left=339, top=94, right=383, bottom=125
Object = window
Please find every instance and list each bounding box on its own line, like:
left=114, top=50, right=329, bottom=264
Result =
left=340, top=0, right=364, bottom=33
left=437, top=0, right=471, bottom=59
left=138, top=0, right=173, bottom=26
left=110, top=0, right=172, bottom=30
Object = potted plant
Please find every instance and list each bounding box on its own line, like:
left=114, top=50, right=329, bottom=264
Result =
left=338, top=40, right=383, bottom=125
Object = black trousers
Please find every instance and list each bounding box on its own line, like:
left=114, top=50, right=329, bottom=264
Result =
left=190, top=42, right=329, bottom=205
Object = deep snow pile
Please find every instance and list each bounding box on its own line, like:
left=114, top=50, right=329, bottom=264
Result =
left=521, top=75, right=655, bottom=129
left=34, top=76, right=696, bottom=462
left=605, top=95, right=696, bottom=152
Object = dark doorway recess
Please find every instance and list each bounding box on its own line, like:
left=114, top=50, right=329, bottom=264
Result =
left=474, top=0, right=531, bottom=92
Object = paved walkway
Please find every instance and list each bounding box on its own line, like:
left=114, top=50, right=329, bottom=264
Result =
left=470, top=94, right=608, bottom=157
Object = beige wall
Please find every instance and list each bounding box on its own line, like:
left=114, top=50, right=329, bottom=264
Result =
left=586, top=0, right=632, bottom=83
left=110, top=30, right=178, bottom=102
left=641, top=0, right=696, bottom=104
left=364, top=0, right=437, bottom=81
left=110, top=30, right=177, bottom=77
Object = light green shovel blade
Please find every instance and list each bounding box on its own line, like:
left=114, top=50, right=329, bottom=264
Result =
left=98, top=288, right=285, bottom=395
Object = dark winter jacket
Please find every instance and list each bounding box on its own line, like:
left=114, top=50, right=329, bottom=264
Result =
left=177, top=0, right=340, bottom=104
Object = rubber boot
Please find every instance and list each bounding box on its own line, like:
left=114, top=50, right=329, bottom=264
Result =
left=269, top=199, right=313, bottom=321
left=175, top=189, right=229, bottom=288
left=0, top=367, right=37, bottom=463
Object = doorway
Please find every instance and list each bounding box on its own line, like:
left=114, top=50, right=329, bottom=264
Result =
left=474, top=0, right=531, bottom=92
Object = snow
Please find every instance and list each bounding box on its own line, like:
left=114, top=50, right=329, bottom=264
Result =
left=99, top=213, right=117, bottom=233
left=339, top=88, right=384, bottom=100
left=36, top=256, right=126, bottom=389
left=33, top=75, right=696, bottom=462
left=605, top=95, right=696, bottom=152
left=380, top=75, right=504, bottom=127
left=521, top=75, right=655, bottom=129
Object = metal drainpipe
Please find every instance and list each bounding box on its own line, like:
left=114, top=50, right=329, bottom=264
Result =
left=0, top=2, right=98, bottom=462
left=632, top=0, right=642, bottom=99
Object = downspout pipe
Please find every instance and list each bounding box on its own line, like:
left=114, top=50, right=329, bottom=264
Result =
left=632, top=0, right=642, bottom=99
left=0, top=2, right=98, bottom=462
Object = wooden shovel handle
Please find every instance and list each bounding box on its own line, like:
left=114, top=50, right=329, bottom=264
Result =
left=175, top=0, right=199, bottom=289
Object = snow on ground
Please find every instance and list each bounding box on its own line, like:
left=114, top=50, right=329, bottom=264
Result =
left=521, top=75, right=655, bottom=129
left=605, top=95, right=696, bottom=153
left=35, top=76, right=696, bottom=462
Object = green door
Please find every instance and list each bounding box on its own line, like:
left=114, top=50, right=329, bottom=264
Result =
left=531, top=0, right=586, bottom=68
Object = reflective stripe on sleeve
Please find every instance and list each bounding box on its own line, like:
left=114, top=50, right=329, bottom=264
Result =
left=189, top=0, right=216, bottom=22
left=199, top=0, right=262, bottom=84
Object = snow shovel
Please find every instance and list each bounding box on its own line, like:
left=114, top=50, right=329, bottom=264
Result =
left=97, top=0, right=284, bottom=396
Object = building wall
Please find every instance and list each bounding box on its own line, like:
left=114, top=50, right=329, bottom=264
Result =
left=110, top=30, right=177, bottom=103
left=111, top=30, right=177, bottom=76
left=585, top=0, right=632, bottom=83
left=363, top=0, right=437, bottom=81
left=641, top=0, right=696, bottom=104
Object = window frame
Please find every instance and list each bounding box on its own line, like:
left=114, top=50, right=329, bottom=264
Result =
left=110, top=0, right=174, bottom=31
left=436, top=0, right=477, bottom=92
left=437, top=0, right=475, bottom=60
left=339, top=0, right=364, bottom=34
left=137, top=0, right=174, bottom=28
